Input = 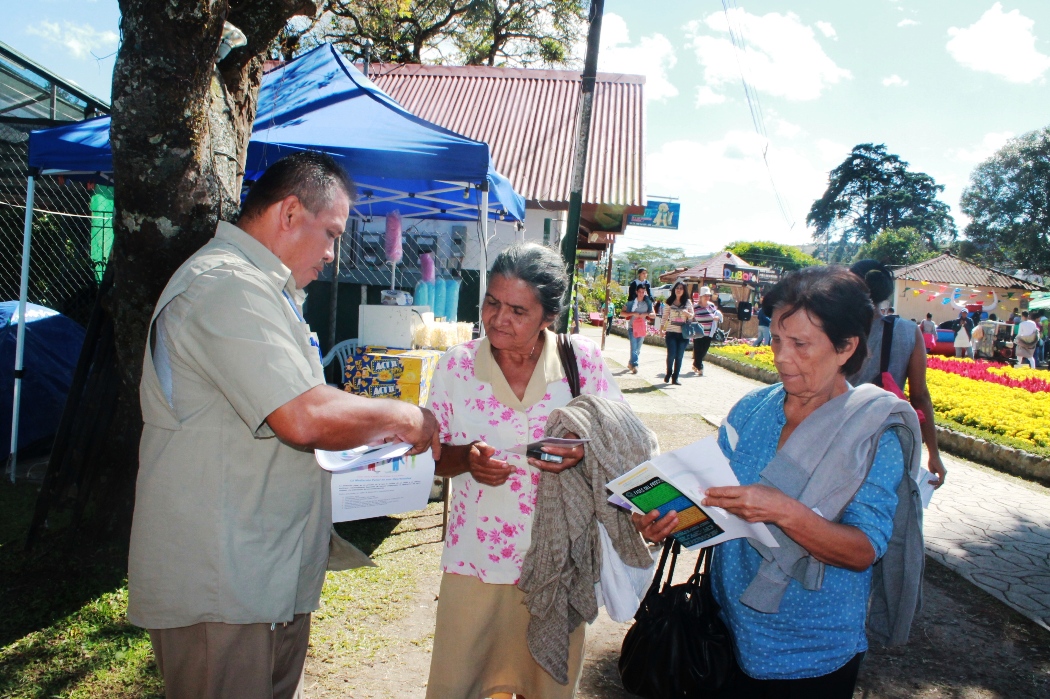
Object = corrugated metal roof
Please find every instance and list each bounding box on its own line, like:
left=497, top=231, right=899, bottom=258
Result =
left=895, top=253, right=1046, bottom=291
left=0, top=41, right=108, bottom=124
left=368, top=63, right=645, bottom=207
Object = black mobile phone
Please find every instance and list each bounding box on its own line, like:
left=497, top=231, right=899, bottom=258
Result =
left=526, top=449, right=564, bottom=464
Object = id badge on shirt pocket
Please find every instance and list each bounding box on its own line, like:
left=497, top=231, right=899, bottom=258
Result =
left=293, top=321, right=325, bottom=379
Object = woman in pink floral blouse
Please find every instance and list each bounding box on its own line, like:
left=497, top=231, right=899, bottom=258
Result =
left=424, top=244, right=622, bottom=699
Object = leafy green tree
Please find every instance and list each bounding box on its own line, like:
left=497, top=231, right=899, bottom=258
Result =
left=807, top=144, right=956, bottom=255
left=615, top=245, right=688, bottom=280
left=960, top=127, right=1050, bottom=274
left=853, top=227, right=938, bottom=267
left=454, top=0, right=586, bottom=66
left=726, top=241, right=821, bottom=274
left=295, top=0, right=586, bottom=66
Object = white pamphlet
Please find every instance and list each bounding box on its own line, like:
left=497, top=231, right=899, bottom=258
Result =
left=330, top=450, right=436, bottom=522
left=915, top=468, right=937, bottom=509
left=315, top=442, right=413, bottom=473
left=607, top=435, right=778, bottom=550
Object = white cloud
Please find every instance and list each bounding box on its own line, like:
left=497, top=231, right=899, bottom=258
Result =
left=599, top=13, right=678, bottom=101
left=882, top=74, right=909, bottom=87
left=685, top=9, right=852, bottom=102
left=947, top=3, right=1050, bottom=83
left=694, top=85, right=726, bottom=106
left=947, top=131, right=1015, bottom=163
left=816, top=21, right=837, bottom=40
left=25, top=20, right=118, bottom=60
left=898, top=19, right=920, bottom=28
left=644, top=129, right=848, bottom=244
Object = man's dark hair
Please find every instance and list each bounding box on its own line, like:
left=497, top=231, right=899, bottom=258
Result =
left=762, top=266, right=874, bottom=376
left=637, top=268, right=648, bottom=274
left=926, top=313, right=933, bottom=319
left=239, top=151, right=356, bottom=221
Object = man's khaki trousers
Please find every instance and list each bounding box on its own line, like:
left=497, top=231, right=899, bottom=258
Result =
left=149, top=614, right=310, bottom=699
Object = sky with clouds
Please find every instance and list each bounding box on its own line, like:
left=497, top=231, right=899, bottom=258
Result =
left=6, top=1, right=1050, bottom=256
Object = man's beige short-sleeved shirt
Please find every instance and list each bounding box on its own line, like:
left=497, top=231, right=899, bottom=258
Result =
left=128, top=222, right=329, bottom=629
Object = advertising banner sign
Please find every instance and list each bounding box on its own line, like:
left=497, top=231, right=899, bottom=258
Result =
left=627, top=200, right=680, bottom=229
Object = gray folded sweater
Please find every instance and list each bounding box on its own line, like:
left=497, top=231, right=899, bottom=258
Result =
left=517, top=394, right=656, bottom=685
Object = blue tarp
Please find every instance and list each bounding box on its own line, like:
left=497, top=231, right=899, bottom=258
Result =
left=29, top=44, right=524, bottom=221
left=0, top=302, right=84, bottom=455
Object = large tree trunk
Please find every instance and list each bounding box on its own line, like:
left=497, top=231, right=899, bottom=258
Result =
left=89, top=0, right=319, bottom=535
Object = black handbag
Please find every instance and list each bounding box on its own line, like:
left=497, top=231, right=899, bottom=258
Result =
left=618, top=540, right=735, bottom=698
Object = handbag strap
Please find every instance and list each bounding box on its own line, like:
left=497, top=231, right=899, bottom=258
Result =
left=557, top=333, right=581, bottom=398
left=875, top=316, right=894, bottom=388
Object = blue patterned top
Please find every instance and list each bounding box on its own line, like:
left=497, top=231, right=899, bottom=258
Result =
left=711, top=384, right=904, bottom=680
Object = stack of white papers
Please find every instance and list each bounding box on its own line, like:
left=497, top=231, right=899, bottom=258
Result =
left=316, top=443, right=436, bottom=522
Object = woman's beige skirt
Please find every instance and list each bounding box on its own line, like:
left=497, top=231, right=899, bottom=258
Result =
left=425, top=573, right=586, bottom=699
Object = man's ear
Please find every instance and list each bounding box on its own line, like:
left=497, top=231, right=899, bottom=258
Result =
left=275, top=194, right=303, bottom=232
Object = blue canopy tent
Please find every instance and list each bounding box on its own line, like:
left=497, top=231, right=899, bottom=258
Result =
left=1, top=302, right=84, bottom=461
left=10, top=43, right=525, bottom=479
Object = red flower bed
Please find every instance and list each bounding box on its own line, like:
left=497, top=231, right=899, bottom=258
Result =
left=927, top=357, right=1050, bottom=393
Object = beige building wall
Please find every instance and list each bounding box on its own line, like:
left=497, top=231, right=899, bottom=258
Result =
left=892, top=280, right=1030, bottom=324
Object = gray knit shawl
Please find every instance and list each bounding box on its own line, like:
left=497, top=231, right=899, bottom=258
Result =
left=517, top=395, right=656, bottom=685
left=740, top=384, right=923, bottom=622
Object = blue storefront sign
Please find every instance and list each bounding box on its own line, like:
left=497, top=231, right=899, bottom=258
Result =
left=627, top=200, right=680, bottom=229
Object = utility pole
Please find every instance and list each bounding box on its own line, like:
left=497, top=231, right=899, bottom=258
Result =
left=558, top=0, right=605, bottom=331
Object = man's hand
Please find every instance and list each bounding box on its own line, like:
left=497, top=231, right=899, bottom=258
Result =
left=399, top=407, right=441, bottom=460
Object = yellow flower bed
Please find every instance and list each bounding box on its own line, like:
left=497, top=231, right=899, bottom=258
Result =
left=711, top=345, right=1050, bottom=450
left=713, top=344, right=776, bottom=371
left=925, top=368, right=1050, bottom=448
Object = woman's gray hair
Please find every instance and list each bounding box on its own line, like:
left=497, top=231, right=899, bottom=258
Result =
left=489, top=243, right=568, bottom=318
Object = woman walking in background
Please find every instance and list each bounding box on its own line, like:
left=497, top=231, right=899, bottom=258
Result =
left=848, top=260, right=946, bottom=489
left=622, top=283, right=654, bottom=374
left=661, top=281, right=693, bottom=385
left=692, top=286, right=723, bottom=376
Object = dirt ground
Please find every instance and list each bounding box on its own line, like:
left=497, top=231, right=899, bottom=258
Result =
left=306, top=413, right=1050, bottom=699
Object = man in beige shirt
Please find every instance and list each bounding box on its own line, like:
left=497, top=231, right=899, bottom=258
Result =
left=128, top=152, right=439, bottom=699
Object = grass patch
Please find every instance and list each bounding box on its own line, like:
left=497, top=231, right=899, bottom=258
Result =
left=0, top=482, right=162, bottom=699
left=0, top=477, right=446, bottom=699
left=305, top=505, right=445, bottom=694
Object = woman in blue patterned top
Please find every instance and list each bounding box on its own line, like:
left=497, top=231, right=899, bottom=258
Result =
left=636, top=266, right=923, bottom=698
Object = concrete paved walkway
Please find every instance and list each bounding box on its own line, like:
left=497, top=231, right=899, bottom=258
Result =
left=587, top=325, right=1050, bottom=632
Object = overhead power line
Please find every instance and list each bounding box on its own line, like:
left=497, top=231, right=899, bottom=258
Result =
left=720, top=0, right=797, bottom=233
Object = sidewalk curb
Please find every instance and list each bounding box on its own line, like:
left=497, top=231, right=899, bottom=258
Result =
left=706, top=353, right=1050, bottom=486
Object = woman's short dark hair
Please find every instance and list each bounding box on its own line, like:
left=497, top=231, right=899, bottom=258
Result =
left=240, top=151, right=356, bottom=221
left=489, top=243, right=568, bottom=319
left=762, top=266, right=874, bottom=375
left=849, top=259, right=894, bottom=305
left=669, top=281, right=688, bottom=306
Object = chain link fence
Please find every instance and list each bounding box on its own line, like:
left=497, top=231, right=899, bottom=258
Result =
left=306, top=210, right=530, bottom=352
left=0, top=130, right=110, bottom=326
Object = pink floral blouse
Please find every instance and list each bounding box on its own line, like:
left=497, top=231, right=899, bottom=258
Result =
left=427, top=330, right=622, bottom=584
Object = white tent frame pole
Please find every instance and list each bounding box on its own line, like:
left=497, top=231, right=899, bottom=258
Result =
left=8, top=175, right=36, bottom=483
left=477, top=183, right=489, bottom=338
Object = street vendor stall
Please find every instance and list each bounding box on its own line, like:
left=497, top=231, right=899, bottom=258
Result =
left=674, top=250, right=760, bottom=340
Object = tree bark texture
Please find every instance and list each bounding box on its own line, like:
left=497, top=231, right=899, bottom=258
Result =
left=94, top=0, right=319, bottom=533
